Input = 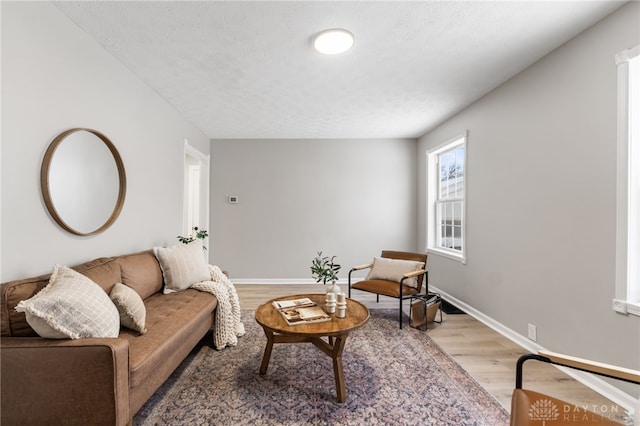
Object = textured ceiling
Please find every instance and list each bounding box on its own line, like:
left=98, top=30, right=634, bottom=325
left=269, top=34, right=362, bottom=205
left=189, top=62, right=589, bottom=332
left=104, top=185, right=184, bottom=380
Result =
left=54, top=1, right=625, bottom=139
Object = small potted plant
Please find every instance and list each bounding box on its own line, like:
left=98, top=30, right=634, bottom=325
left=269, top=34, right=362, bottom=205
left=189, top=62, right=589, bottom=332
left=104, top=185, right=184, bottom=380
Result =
left=177, top=226, right=209, bottom=250
left=310, top=251, right=341, bottom=295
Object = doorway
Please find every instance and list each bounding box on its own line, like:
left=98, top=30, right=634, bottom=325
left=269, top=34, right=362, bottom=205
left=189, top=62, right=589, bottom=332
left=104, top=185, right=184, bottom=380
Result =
left=183, top=140, right=210, bottom=252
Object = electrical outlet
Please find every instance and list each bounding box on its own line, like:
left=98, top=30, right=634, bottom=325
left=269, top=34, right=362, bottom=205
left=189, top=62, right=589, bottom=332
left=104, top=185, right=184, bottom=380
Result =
left=528, top=323, right=537, bottom=342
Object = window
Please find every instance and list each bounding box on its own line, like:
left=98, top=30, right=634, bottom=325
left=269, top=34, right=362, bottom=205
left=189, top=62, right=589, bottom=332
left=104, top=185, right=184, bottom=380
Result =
left=614, top=46, right=639, bottom=316
left=427, top=133, right=467, bottom=262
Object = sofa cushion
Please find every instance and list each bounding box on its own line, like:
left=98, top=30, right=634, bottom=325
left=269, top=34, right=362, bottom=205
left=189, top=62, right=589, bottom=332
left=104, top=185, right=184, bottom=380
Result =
left=116, top=251, right=163, bottom=300
left=1, top=274, right=50, bottom=337
left=119, top=289, right=217, bottom=414
left=110, top=283, right=147, bottom=334
left=365, top=257, right=424, bottom=288
left=153, top=241, right=210, bottom=294
left=73, top=257, right=122, bottom=294
left=15, top=265, right=120, bottom=339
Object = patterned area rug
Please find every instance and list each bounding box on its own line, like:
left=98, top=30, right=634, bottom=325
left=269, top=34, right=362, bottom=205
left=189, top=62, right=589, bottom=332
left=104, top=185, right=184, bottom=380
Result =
left=135, top=310, right=509, bottom=425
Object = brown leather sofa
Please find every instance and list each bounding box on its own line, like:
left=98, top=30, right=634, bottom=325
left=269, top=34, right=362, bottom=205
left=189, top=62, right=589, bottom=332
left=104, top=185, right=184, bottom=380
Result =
left=0, top=250, right=218, bottom=426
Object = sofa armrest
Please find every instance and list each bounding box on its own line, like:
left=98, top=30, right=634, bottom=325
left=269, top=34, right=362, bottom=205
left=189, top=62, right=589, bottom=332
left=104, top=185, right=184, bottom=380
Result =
left=1, top=337, right=131, bottom=426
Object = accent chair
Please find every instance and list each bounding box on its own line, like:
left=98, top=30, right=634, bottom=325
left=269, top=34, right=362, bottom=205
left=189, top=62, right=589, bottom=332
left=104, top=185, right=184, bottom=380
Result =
left=348, top=250, right=427, bottom=329
left=511, top=350, right=640, bottom=426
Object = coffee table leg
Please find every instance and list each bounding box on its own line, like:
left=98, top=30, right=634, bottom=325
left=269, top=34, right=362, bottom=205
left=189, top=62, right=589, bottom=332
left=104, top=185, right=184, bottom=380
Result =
left=311, top=335, right=349, bottom=402
left=331, top=336, right=348, bottom=402
left=259, top=328, right=274, bottom=375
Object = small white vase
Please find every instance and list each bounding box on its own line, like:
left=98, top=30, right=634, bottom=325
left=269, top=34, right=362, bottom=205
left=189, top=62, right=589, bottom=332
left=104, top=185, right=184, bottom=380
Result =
left=325, top=281, right=341, bottom=296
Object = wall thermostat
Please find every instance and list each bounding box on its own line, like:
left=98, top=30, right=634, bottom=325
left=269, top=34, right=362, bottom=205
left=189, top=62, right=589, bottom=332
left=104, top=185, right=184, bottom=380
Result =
left=228, top=196, right=238, bottom=204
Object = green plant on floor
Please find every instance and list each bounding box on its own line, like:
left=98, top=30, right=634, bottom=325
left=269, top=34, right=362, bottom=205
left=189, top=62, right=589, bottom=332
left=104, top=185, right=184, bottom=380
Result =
left=310, top=251, right=341, bottom=285
left=177, top=226, right=208, bottom=250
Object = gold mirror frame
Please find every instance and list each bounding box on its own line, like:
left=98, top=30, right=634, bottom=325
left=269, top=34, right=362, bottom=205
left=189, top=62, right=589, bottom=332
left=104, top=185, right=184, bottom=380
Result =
left=41, top=128, right=127, bottom=236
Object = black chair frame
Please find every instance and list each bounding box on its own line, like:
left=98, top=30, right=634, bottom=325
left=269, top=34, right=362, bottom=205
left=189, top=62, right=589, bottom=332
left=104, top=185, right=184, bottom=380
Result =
left=516, top=353, right=640, bottom=389
left=348, top=267, right=428, bottom=329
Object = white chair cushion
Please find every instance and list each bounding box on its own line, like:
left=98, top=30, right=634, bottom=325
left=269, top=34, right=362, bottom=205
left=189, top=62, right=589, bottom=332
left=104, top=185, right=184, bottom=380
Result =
left=366, top=257, right=425, bottom=288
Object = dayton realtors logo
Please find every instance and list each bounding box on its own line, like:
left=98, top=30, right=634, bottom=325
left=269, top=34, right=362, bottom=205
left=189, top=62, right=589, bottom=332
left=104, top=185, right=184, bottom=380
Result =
left=528, top=398, right=632, bottom=425
left=528, top=399, right=560, bottom=425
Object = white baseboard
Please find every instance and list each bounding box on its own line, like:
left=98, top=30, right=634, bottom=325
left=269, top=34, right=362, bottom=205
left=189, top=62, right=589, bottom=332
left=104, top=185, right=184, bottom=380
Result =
left=232, top=278, right=354, bottom=285
left=431, top=286, right=638, bottom=415
left=430, top=286, right=543, bottom=353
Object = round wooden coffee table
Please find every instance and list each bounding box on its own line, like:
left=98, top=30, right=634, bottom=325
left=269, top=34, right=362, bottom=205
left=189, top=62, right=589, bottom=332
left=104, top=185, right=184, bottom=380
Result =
left=255, top=293, right=370, bottom=403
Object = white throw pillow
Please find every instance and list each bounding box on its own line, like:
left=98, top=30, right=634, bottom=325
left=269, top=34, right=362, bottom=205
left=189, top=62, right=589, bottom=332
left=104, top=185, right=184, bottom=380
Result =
left=110, top=283, right=147, bottom=334
left=153, top=240, right=210, bottom=294
left=15, top=265, right=120, bottom=339
left=366, top=257, right=425, bottom=288
left=24, top=313, right=68, bottom=339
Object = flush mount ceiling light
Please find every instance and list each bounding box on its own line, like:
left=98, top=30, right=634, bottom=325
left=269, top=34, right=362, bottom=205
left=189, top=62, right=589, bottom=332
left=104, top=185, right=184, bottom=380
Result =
left=313, top=29, right=354, bottom=55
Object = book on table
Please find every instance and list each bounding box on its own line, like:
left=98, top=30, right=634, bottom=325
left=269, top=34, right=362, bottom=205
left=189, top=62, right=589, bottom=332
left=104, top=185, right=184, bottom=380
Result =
left=272, top=297, right=330, bottom=326
left=272, top=297, right=315, bottom=310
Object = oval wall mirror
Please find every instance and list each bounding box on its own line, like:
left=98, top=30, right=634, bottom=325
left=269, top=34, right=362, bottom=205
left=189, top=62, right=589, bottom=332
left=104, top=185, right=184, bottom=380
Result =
left=41, top=128, right=126, bottom=236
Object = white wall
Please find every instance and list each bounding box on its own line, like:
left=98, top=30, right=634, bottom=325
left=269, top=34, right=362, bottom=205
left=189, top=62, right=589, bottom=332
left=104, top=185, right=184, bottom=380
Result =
left=210, top=138, right=418, bottom=281
left=418, top=2, right=639, bottom=375
left=1, top=2, right=210, bottom=281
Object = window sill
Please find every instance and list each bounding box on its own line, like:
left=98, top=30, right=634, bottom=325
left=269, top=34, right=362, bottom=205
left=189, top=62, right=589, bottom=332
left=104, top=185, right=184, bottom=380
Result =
left=427, top=247, right=466, bottom=264
left=613, top=299, right=640, bottom=317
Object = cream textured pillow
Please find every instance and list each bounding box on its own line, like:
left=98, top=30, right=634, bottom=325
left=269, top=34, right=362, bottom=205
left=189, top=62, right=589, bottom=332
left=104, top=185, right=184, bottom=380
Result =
left=153, top=240, right=210, bottom=294
left=15, top=265, right=120, bottom=339
left=366, top=257, right=425, bottom=288
left=24, top=313, right=68, bottom=339
left=110, top=283, right=147, bottom=334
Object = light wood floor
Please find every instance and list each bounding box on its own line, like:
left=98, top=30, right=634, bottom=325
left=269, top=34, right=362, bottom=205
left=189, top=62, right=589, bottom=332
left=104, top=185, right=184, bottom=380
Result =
left=236, top=284, right=623, bottom=415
